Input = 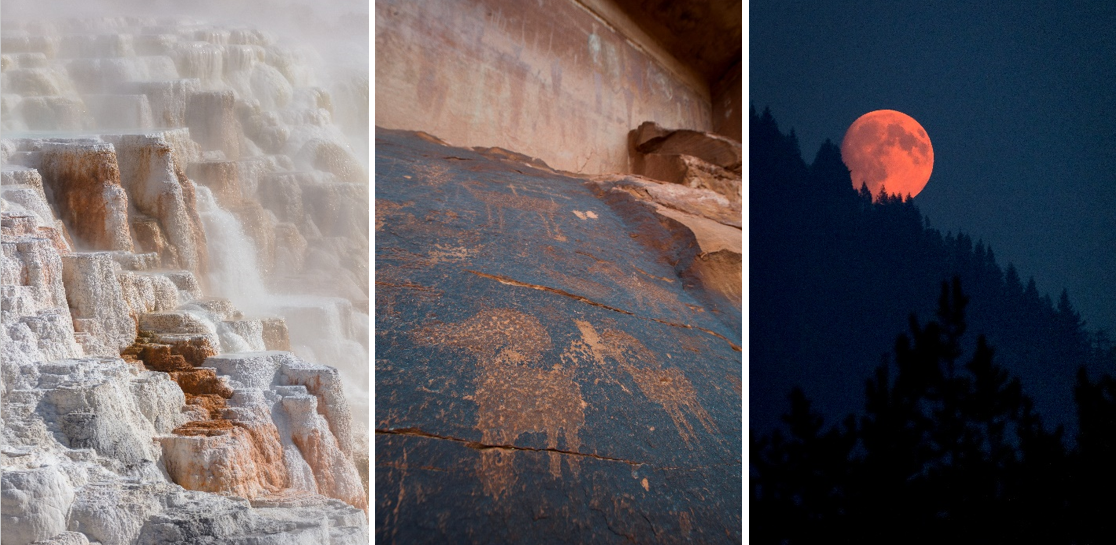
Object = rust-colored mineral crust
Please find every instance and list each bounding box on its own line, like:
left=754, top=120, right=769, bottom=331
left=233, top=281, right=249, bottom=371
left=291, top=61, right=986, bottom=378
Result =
left=110, top=132, right=209, bottom=275
left=38, top=142, right=134, bottom=252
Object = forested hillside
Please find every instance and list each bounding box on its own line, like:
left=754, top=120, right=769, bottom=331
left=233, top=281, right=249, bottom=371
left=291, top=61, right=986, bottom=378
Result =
left=750, top=106, right=1112, bottom=436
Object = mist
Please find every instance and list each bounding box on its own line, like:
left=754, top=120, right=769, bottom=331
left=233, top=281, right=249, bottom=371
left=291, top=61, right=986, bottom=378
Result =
left=2, top=0, right=370, bottom=447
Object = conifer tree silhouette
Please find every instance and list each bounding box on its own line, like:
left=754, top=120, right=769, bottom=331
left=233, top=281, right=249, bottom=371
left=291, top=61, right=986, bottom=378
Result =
left=752, top=278, right=1084, bottom=543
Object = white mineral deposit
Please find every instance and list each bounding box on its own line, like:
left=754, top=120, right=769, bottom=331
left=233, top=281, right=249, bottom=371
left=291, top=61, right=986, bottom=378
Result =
left=1, top=1, right=369, bottom=542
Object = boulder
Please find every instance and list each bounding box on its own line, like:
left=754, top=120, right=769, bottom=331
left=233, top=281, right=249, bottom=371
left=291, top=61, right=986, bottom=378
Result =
left=629, top=121, right=742, bottom=204
left=639, top=153, right=742, bottom=205
left=631, top=121, right=742, bottom=172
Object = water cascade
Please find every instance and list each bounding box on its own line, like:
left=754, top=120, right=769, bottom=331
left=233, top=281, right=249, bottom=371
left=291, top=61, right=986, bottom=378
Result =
left=1, top=12, right=369, bottom=544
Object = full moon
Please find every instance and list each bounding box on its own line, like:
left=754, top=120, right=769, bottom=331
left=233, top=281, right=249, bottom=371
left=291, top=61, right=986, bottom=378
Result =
left=840, top=110, right=934, bottom=201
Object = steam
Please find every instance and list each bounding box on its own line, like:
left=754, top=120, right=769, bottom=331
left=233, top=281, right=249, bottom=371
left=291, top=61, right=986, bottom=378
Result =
left=1, top=4, right=370, bottom=435
left=195, top=185, right=268, bottom=309
left=197, top=183, right=370, bottom=427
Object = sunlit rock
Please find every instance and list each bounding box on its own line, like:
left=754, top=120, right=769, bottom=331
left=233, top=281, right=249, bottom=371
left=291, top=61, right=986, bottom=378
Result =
left=632, top=121, right=742, bottom=172
left=216, top=318, right=267, bottom=353
left=2, top=168, right=72, bottom=249
left=280, top=392, right=365, bottom=511
left=629, top=121, right=742, bottom=204
left=588, top=174, right=742, bottom=322
left=1, top=225, right=84, bottom=368
left=39, top=358, right=164, bottom=466
left=639, top=153, right=742, bottom=204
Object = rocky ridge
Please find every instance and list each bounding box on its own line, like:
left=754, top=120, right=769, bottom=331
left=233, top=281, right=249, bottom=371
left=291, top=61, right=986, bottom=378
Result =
left=2, top=17, right=368, bottom=544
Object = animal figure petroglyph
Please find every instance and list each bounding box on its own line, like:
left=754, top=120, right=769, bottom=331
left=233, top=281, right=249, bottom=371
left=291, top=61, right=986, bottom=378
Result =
left=464, top=183, right=567, bottom=241
left=413, top=308, right=583, bottom=499
left=569, top=320, right=717, bottom=444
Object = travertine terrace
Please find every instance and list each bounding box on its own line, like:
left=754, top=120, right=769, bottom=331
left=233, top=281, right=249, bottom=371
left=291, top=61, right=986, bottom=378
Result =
left=1, top=16, right=369, bottom=544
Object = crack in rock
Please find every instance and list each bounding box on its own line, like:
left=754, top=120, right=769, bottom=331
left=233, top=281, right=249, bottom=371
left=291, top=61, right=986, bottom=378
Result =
left=376, top=428, right=742, bottom=473
left=376, top=427, right=644, bottom=466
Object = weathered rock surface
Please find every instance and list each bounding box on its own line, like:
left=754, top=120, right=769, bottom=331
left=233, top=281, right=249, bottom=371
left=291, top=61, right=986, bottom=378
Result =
left=160, top=351, right=365, bottom=511
left=587, top=174, right=743, bottom=325
left=375, top=128, right=742, bottom=542
left=629, top=121, right=743, bottom=205
left=1, top=465, right=75, bottom=545
left=2, top=16, right=368, bottom=545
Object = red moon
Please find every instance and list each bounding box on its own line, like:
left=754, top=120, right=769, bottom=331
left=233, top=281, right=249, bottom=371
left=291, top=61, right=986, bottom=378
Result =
left=840, top=110, right=934, bottom=201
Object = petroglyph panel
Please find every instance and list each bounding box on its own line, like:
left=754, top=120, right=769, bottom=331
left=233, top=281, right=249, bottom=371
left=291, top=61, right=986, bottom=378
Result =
left=374, top=128, right=741, bottom=541
left=464, top=182, right=567, bottom=242
left=566, top=319, right=717, bottom=445
left=412, top=308, right=585, bottom=498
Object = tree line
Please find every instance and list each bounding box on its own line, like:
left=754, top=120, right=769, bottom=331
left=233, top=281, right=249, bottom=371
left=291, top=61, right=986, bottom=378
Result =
left=750, top=105, right=1111, bottom=437
left=750, top=105, right=1115, bottom=541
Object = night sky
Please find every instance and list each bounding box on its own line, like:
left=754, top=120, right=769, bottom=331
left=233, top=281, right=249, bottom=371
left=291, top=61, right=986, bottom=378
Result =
left=750, top=1, right=1116, bottom=334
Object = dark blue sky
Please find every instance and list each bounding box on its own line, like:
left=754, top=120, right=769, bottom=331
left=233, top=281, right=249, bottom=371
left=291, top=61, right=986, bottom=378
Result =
left=751, top=1, right=1116, bottom=334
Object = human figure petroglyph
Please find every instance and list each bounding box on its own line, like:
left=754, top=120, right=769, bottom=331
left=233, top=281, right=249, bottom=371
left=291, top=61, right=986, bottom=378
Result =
left=463, top=182, right=567, bottom=241
left=568, top=319, right=717, bottom=444
left=412, top=308, right=584, bottom=498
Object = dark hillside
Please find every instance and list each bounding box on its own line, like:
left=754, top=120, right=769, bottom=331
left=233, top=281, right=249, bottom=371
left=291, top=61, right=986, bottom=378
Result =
left=750, top=106, right=1107, bottom=437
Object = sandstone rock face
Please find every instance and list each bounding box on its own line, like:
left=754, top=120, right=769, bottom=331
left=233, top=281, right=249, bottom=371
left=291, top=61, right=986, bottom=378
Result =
left=375, top=128, right=741, bottom=542
left=587, top=174, right=743, bottom=329
left=3, top=15, right=368, bottom=544
left=630, top=121, right=743, bottom=205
